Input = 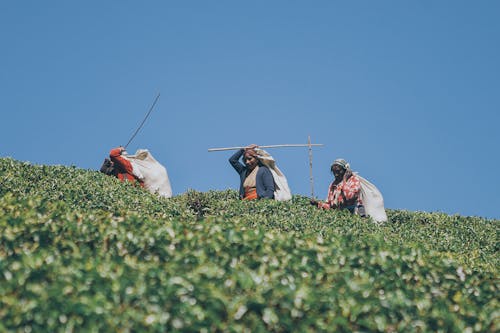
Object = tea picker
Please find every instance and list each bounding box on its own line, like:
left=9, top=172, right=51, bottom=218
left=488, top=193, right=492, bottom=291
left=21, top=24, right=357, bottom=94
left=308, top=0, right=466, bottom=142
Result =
left=101, top=93, right=173, bottom=198
left=208, top=137, right=323, bottom=200
left=101, top=92, right=161, bottom=175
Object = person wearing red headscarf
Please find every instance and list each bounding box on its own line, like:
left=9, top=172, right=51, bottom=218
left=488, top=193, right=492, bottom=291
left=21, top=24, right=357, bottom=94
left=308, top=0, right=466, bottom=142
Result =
left=107, top=147, right=144, bottom=187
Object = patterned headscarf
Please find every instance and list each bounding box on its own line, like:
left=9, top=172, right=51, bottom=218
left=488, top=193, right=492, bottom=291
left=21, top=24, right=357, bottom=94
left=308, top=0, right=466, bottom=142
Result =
left=331, top=158, right=350, bottom=171
left=244, top=148, right=259, bottom=159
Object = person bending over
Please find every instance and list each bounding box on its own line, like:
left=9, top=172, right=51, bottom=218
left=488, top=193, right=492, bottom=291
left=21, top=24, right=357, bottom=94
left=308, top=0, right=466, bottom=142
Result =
left=100, top=146, right=144, bottom=187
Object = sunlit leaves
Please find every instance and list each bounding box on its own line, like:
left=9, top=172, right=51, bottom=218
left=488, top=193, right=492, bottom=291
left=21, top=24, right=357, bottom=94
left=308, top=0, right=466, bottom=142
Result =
left=0, top=158, right=499, bottom=332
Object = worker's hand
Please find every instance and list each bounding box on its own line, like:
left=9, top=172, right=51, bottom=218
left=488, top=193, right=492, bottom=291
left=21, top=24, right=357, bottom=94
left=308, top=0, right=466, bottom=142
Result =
left=245, top=144, right=258, bottom=150
left=119, top=146, right=129, bottom=156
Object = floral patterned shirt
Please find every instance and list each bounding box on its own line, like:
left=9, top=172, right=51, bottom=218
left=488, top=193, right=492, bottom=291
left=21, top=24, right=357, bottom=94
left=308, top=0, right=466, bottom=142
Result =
left=318, top=173, right=361, bottom=209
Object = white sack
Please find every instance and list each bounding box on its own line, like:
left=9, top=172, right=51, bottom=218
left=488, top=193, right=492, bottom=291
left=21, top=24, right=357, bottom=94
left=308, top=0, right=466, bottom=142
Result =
left=126, top=149, right=173, bottom=198
left=256, top=149, right=292, bottom=201
left=358, top=175, right=387, bottom=223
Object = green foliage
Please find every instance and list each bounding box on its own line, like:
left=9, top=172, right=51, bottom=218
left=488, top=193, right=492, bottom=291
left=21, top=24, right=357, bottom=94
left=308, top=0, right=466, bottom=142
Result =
left=0, top=158, right=498, bottom=332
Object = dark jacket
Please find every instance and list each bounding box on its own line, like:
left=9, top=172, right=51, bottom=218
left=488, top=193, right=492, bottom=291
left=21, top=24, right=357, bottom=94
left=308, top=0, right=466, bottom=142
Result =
left=229, top=149, right=275, bottom=199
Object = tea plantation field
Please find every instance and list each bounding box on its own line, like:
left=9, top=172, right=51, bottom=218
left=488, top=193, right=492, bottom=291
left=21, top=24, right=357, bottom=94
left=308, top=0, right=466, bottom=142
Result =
left=0, top=158, right=498, bottom=332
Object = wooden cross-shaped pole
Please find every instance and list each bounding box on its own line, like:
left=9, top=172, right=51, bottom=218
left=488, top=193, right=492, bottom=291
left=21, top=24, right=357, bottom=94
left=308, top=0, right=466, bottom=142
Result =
left=209, top=138, right=323, bottom=199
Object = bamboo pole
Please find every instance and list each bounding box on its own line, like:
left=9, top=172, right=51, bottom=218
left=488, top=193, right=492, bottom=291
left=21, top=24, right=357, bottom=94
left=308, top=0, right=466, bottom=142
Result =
left=208, top=143, right=323, bottom=152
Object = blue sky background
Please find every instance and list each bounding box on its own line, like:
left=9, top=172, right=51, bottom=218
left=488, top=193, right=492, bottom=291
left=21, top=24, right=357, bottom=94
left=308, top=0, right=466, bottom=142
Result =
left=1, top=1, right=499, bottom=219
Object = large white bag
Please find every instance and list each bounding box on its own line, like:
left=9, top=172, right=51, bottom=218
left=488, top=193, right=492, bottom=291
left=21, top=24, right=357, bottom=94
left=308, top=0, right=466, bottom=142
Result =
left=358, top=175, right=387, bottom=223
left=256, top=149, right=292, bottom=201
left=126, top=149, right=173, bottom=198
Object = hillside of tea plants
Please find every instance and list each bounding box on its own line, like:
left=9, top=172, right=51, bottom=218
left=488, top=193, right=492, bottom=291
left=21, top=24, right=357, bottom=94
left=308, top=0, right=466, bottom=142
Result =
left=0, top=157, right=498, bottom=332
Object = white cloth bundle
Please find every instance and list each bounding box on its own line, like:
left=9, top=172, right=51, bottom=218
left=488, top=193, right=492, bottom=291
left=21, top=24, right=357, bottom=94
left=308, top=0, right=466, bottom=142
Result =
left=126, top=149, right=173, bottom=198
left=358, top=175, right=387, bottom=223
left=255, top=149, right=292, bottom=201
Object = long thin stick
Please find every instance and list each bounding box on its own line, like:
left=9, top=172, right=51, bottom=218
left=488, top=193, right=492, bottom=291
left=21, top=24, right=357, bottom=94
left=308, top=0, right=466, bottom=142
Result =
left=124, top=93, right=161, bottom=150
left=308, top=135, right=314, bottom=198
left=208, top=143, right=323, bottom=152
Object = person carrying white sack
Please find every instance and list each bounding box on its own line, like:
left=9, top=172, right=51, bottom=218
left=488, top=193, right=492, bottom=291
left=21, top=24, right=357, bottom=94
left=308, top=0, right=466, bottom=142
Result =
left=310, top=158, right=387, bottom=223
left=229, top=144, right=292, bottom=201
left=100, top=146, right=172, bottom=198
left=100, top=146, right=145, bottom=187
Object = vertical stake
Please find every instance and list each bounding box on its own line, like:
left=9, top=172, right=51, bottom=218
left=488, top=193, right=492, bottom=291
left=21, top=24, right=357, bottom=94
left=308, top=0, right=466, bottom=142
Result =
left=308, top=135, right=314, bottom=198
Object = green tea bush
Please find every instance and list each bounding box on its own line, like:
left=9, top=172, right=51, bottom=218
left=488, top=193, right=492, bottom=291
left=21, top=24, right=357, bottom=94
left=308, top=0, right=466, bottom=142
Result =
left=0, top=158, right=498, bottom=332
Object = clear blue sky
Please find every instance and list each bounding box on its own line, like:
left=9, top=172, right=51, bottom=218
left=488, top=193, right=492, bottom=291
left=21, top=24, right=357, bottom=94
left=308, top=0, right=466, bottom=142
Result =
left=1, top=1, right=499, bottom=219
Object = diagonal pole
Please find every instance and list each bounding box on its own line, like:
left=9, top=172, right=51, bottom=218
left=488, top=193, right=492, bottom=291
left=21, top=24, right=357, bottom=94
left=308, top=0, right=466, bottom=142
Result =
left=124, top=92, right=161, bottom=150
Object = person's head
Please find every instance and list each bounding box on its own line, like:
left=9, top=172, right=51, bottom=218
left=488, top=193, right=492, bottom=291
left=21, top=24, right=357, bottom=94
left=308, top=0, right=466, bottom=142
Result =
left=244, top=149, right=259, bottom=170
left=100, top=158, right=115, bottom=176
left=330, top=158, right=349, bottom=179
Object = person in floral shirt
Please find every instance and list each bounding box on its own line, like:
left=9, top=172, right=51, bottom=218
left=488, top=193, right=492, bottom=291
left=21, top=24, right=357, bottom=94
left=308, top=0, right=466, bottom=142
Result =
left=311, top=158, right=365, bottom=216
